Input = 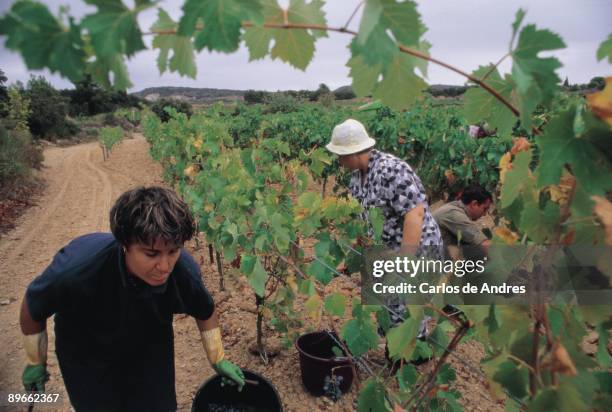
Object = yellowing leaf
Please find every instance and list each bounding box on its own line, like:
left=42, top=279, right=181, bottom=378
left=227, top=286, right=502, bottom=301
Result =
left=586, top=76, right=612, bottom=126
left=540, top=340, right=577, bottom=376
left=510, top=137, right=530, bottom=154
left=494, top=227, right=519, bottom=244
left=592, top=195, right=612, bottom=246
left=499, top=152, right=512, bottom=184
left=304, top=294, right=322, bottom=324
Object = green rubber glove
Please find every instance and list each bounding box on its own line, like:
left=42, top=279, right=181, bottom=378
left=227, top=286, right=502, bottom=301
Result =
left=22, top=364, right=48, bottom=392
left=213, top=359, right=245, bottom=391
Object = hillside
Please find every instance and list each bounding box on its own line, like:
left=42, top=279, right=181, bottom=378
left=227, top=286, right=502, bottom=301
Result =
left=132, top=86, right=245, bottom=103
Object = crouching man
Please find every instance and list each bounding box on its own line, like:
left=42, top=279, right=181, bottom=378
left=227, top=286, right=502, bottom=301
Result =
left=20, top=186, right=243, bottom=411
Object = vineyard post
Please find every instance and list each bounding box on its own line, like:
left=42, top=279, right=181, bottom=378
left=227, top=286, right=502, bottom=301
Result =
left=215, top=250, right=225, bottom=291
left=208, top=244, right=215, bottom=264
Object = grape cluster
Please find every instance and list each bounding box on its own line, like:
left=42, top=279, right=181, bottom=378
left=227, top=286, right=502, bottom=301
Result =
left=322, top=375, right=344, bottom=402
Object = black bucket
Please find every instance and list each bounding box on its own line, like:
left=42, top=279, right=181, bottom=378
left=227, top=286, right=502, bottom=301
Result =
left=192, top=369, right=283, bottom=412
left=295, top=331, right=354, bottom=396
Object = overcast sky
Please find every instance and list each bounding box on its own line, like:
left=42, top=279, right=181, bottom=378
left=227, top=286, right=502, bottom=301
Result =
left=1, top=0, right=610, bottom=92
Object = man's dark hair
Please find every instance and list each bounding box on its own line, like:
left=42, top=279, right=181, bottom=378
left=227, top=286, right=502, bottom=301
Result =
left=460, top=184, right=493, bottom=205
left=110, top=186, right=196, bottom=247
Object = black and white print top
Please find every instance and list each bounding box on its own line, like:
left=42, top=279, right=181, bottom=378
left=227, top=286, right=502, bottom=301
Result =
left=349, top=149, right=443, bottom=258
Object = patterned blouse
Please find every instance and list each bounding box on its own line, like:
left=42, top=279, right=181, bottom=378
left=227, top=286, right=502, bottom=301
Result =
left=348, top=149, right=443, bottom=258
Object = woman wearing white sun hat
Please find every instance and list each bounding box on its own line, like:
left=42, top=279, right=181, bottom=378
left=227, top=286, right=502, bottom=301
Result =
left=327, top=119, right=443, bottom=326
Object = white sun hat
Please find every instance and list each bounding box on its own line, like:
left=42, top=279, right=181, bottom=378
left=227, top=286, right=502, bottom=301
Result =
left=326, top=119, right=376, bottom=155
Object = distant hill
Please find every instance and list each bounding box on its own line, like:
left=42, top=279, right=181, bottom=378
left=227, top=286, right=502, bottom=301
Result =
left=132, top=86, right=245, bottom=103
left=131, top=83, right=469, bottom=104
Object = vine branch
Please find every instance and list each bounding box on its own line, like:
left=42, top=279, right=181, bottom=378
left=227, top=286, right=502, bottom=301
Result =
left=146, top=20, right=521, bottom=118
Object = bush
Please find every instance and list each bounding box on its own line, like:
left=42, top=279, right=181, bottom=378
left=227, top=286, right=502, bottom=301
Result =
left=0, top=125, right=43, bottom=188
left=151, top=99, right=192, bottom=122
left=99, top=126, right=123, bottom=151
left=24, top=76, right=75, bottom=140
left=333, top=86, right=356, bottom=100
left=244, top=90, right=267, bottom=104
left=264, top=93, right=298, bottom=114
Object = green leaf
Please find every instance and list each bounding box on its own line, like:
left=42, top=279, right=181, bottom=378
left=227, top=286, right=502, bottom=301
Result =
left=89, top=54, right=133, bottom=89
left=378, top=0, right=422, bottom=46
left=271, top=27, right=315, bottom=71
left=151, top=9, right=196, bottom=78
left=299, top=278, right=316, bottom=296
left=596, top=323, right=611, bottom=368
left=307, top=259, right=334, bottom=284
left=239, top=254, right=256, bottom=274
left=356, top=0, right=383, bottom=45
left=249, top=257, right=268, bottom=297
left=376, top=305, right=392, bottom=334
left=341, top=303, right=379, bottom=357
left=324, top=293, right=347, bottom=317
left=596, top=34, right=612, bottom=63
left=178, top=0, right=262, bottom=52
left=436, top=363, right=456, bottom=384
left=527, top=381, right=590, bottom=412
left=511, top=23, right=566, bottom=127
left=357, top=378, right=391, bottom=412
left=386, top=317, right=421, bottom=361
left=493, top=360, right=529, bottom=400
left=372, top=53, right=427, bottom=110
left=0, top=2, right=86, bottom=82
left=82, top=0, right=150, bottom=58
left=519, top=199, right=560, bottom=243
left=536, top=107, right=612, bottom=195
left=350, top=24, right=398, bottom=69
left=463, top=65, right=516, bottom=137
left=244, top=0, right=325, bottom=70
left=397, top=364, right=417, bottom=392
left=500, top=150, right=533, bottom=209
left=368, top=207, right=385, bottom=243
left=347, top=54, right=382, bottom=98
left=509, top=8, right=526, bottom=50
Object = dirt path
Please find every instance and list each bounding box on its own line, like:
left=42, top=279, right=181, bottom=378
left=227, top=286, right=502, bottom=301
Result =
left=0, top=134, right=502, bottom=412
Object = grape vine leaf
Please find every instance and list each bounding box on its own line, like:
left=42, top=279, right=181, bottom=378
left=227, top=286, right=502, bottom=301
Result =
left=243, top=0, right=326, bottom=70
left=509, top=8, right=526, bottom=51
left=356, top=0, right=383, bottom=45
left=386, top=316, right=421, bottom=361
left=527, top=381, right=589, bottom=412
left=151, top=9, right=197, bottom=78
left=347, top=55, right=381, bottom=98
left=324, top=293, right=346, bottom=317
left=536, top=107, right=612, bottom=195
left=372, top=53, right=427, bottom=110
left=493, top=361, right=529, bottom=400
left=348, top=49, right=426, bottom=110
left=89, top=54, right=133, bottom=89
left=397, top=364, right=417, bottom=392
left=464, top=65, right=516, bottom=137
left=341, top=301, right=379, bottom=357
left=511, top=23, right=566, bottom=128
left=596, top=34, right=612, bottom=63
left=358, top=378, right=391, bottom=412
left=82, top=0, right=150, bottom=58
left=519, top=199, right=560, bottom=243
left=0, top=2, right=86, bottom=82
left=356, top=0, right=422, bottom=48
left=178, top=0, right=263, bottom=52
left=248, top=257, right=269, bottom=297
left=500, top=150, right=533, bottom=209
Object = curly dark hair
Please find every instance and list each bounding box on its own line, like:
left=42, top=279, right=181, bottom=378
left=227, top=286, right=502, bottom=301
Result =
left=110, top=186, right=196, bottom=247
left=460, top=184, right=493, bottom=205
